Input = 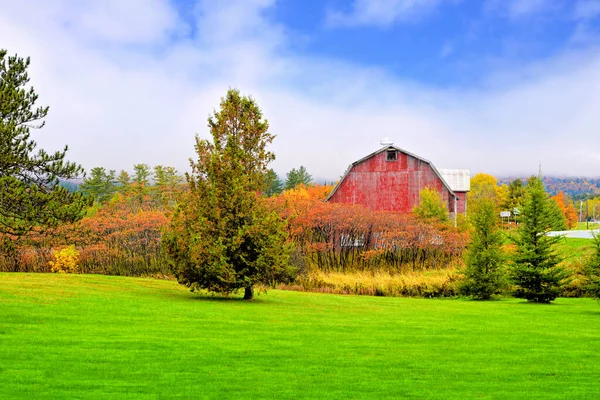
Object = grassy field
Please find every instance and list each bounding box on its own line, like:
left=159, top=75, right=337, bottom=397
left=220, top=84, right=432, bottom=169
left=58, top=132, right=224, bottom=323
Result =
left=1, top=274, right=600, bottom=399
left=573, top=222, right=600, bottom=231
left=555, top=237, right=595, bottom=262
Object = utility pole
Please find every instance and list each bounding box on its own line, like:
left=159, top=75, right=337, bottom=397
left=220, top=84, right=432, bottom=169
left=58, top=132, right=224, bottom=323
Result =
left=580, top=201, right=583, bottom=226
left=587, top=200, right=589, bottom=230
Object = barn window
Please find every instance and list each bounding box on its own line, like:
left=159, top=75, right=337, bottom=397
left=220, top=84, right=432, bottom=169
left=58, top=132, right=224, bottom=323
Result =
left=386, top=150, right=397, bottom=161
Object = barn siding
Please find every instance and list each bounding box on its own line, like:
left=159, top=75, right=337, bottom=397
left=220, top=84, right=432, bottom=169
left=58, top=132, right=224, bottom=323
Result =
left=329, top=150, right=455, bottom=213
left=455, top=191, right=467, bottom=214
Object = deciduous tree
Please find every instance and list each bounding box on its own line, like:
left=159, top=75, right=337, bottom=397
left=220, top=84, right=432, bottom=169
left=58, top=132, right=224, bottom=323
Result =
left=413, top=187, right=450, bottom=225
left=550, top=191, right=578, bottom=229
left=470, top=173, right=505, bottom=212
left=163, top=89, right=291, bottom=300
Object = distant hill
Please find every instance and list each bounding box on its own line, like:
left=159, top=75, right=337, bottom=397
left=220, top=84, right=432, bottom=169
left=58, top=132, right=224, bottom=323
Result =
left=498, top=176, right=600, bottom=200
left=59, top=179, right=83, bottom=193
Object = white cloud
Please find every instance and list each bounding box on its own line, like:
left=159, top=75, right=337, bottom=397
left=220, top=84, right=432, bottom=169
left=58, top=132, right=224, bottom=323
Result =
left=509, top=0, right=552, bottom=17
left=326, top=0, right=449, bottom=28
left=573, top=0, right=600, bottom=20
left=440, top=42, right=454, bottom=58
left=485, top=0, right=556, bottom=20
left=1, top=0, right=600, bottom=180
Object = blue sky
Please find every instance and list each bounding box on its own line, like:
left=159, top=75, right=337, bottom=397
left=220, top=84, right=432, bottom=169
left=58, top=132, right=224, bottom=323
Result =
left=2, top=0, right=600, bottom=179
left=272, top=0, right=582, bottom=86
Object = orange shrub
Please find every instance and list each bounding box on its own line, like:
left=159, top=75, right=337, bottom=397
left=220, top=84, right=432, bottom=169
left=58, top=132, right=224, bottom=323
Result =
left=268, top=192, right=469, bottom=273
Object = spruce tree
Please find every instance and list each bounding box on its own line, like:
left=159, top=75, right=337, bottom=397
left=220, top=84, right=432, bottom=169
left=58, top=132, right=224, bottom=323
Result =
left=264, top=169, right=283, bottom=197
left=285, top=166, right=312, bottom=190
left=585, top=233, right=600, bottom=301
left=79, top=167, right=116, bottom=204
left=0, top=50, right=88, bottom=238
left=132, top=163, right=151, bottom=202
left=547, top=198, right=567, bottom=231
left=460, top=199, right=507, bottom=299
left=116, top=170, right=131, bottom=194
left=152, top=165, right=182, bottom=208
left=163, top=89, right=291, bottom=300
left=511, top=176, right=568, bottom=303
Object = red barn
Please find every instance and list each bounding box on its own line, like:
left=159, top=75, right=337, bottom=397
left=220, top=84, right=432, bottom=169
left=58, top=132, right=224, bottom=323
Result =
left=326, top=145, right=470, bottom=217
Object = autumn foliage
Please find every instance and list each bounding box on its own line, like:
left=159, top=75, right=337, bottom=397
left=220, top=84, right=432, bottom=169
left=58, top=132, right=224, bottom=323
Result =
left=0, top=188, right=173, bottom=276
left=49, top=245, right=80, bottom=274
left=2, top=177, right=468, bottom=296
left=550, top=191, right=578, bottom=229
left=269, top=184, right=468, bottom=274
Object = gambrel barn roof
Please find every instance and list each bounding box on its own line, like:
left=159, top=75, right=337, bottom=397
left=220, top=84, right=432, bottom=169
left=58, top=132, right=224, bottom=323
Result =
left=326, top=145, right=460, bottom=202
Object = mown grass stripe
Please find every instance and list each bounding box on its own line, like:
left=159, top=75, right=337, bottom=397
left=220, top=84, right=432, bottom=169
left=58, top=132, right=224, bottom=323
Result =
left=1, top=273, right=599, bottom=399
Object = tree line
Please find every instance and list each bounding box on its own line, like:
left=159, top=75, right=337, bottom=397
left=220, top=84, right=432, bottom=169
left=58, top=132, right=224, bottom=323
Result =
left=499, top=176, right=600, bottom=200
left=470, top=174, right=580, bottom=230
left=75, top=163, right=313, bottom=205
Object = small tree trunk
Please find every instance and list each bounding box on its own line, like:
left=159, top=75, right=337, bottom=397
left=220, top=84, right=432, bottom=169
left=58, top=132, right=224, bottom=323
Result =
left=243, top=286, right=254, bottom=300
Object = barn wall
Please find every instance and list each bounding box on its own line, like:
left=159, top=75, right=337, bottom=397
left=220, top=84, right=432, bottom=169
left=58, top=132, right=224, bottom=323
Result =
left=329, top=150, right=455, bottom=213
left=455, top=191, right=467, bottom=214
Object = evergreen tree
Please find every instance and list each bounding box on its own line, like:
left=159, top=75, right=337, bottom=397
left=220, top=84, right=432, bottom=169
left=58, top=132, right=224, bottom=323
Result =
left=152, top=165, right=183, bottom=207
left=132, top=163, right=151, bottom=200
left=585, top=233, right=600, bottom=301
left=116, top=170, right=131, bottom=194
left=163, top=89, right=291, bottom=300
left=0, top=50, right=88, bottom=238
left=504, top=179, right=525, bottom=210
left=133, top=163, right=151, bottom=187
left=412, top=187, right=450, bottom=224
left=503, top=178, right=525, bottom=223
left=460, top=199, right=507, bottom=299
left=285, top=166, right=312, bottom=190
left=264, top=169, right=283, bottom=197
left=79, top=167, right=116, bottom=204
left=547, top=197, right=567, bottom=231
left=511, top=176, right=569, bottom=303
left=153, top=165, right=168, bottom=189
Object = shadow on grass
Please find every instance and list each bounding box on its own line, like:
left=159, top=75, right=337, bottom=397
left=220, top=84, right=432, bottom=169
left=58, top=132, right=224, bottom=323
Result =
left=577, top=309, right=600, bottom=315
left=512, top=300, right=572, bottom=306
left=182, top=291, right=270, bottom=304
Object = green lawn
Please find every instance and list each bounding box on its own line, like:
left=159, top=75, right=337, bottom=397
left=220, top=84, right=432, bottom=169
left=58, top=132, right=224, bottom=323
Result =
left=555, top=237, right=595, bottom=263
left=573, top=222, right=600, bottom=231
left=1, top=274, right=599, bottom=399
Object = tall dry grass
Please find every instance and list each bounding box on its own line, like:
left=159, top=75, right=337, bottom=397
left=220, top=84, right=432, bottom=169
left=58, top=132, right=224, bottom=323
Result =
left=281, top=266, right=463, bottom=298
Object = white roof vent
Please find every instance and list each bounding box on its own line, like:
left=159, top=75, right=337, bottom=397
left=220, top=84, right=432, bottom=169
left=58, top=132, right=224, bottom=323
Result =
left=380, top=137, right=394, bottom=146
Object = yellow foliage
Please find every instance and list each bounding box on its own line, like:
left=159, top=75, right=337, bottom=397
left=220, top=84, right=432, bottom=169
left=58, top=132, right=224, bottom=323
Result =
left=291, top=268, right=462, bottom=297
left=49, top=245, right=81, bottom=274
left=282, top=184, right=334, bottom=201
left=469, top=173, right=507, bottom=212
left=282, top=184, right=310, bottom=200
